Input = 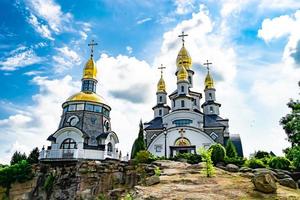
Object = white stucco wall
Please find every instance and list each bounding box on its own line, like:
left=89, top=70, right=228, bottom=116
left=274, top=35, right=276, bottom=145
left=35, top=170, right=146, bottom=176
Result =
left=163, top=110, right=204, bottom=129
left=148, top=127, right=215, bottom=158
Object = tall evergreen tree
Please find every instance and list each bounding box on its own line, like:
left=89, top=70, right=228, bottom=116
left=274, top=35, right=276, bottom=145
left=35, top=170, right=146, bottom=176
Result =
left=225, top=139, right=238, bottom=158
left=130, top=120, right=146, bottom=159
left=10, top=151, right=27, bottom=165
left=27, top=147, right=39, bottom=164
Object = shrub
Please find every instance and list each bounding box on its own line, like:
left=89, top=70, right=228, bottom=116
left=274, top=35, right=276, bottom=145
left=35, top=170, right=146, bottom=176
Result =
left=134, top=150, right=156, bottom=164
left=254, top=151, right=270, bottom=159
left=225, top=140, right=238, bottom=158
left=44, top=173, right=55, bottom=195
left=0, top=160, right=33, bottom=189
left=285, top=146, right=300, bottom=171
left=154, top=167, right=161, bottom=176
left=245, top=158, right=266, bottom=169
left=268, top=156, right=291, bottom=170
left=172, top=153, right=202, bottom=164
left=209, top=144, right=226, bottom=164
left=198, top=147, right=214, bottom=177
left=224, top=156, right=246, bottom=167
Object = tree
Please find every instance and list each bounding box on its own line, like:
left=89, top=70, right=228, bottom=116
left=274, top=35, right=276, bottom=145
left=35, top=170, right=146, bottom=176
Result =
left=254, top=150, right=270, bottom=159
left=198, top=147, right=214, bottom=177
left=27, top=147, right=39, bottom=164
left=209, top=144, right=226, bottom=164
left=280, top=99, right=300, bottom=146
left=10, top=151, right=27, bottom=165
left=225, top=139, right=237, bottom=158
left=130, top=120, right=146, bottom=159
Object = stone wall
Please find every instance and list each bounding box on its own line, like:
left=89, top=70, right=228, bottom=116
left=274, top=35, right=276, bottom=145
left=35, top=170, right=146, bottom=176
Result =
left=8, top=159, right=154, bottom=200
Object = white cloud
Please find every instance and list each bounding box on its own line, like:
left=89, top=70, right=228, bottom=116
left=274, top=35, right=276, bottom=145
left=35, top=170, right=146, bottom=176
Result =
left=25, top=0, right=72, bottom=33
left=27, top=14, right=54, bottom=40
left=126, top=46, right=133, bottom=54
left=0, top=46, right=43, bottom=71
left=52, top=46, right=81, bottom=73
left=174, top=0, right=196, bottom=15
left=137, top=17, right=152, bottom=25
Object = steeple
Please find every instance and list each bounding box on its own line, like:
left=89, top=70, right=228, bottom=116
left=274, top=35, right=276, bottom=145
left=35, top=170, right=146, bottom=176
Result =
left=203, top=60, right=214, bottom=89
left=83, top=40, right=98, bottom=80
left=176, top=31, right=192, bottom=70
left=157, top=64, right=166, bottom=93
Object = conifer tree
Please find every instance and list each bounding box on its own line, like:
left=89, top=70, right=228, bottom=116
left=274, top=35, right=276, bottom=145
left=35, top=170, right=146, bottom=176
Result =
left=130, top=120, right=146, bottom=159
left=27, top=147, right=39, bottom=164
left=10, top=151, right=27, bottom=165
left=225, top=139, right=238, bottom=158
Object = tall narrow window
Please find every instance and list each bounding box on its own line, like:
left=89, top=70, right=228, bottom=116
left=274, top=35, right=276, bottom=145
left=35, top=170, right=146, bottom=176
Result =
left=159, top=109, right=162, bottom=116
left=159, top=96, right=162, bottom=102
left=181, top=100, right=185, bottom=108
left=188, top=76, right=192, bottom=84
left=173, top=100, right=175, bottom=107
left=209, top=93, right=212, bottom=99
left=181, top=85, right=184, bottom=93
left=209, top=106, right=213, bottom=113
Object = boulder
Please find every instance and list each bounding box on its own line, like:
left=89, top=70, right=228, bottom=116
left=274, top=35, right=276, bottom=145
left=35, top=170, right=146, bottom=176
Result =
left=252, top=172, right=277, bottom=193
left=145, top=176, right=160, bottom=186
left=275, top=171, right=291, bottom=179
left=240, top=167, right=252, bottom=173
left=226, top=164, right=239, bottom=172
left=278, top=178, right=298, bottom=189
left=240, top=172, right=255, bottom=179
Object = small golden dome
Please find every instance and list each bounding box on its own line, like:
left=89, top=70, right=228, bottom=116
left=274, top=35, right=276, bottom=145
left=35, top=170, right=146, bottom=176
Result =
left=176, top=46, right=192, bottom=69
left=83, top=58, right=97, bottom=79
left=177, top=65, right=188, bottom=82
left=67, top=91, right=105, bottom=104
left=204, top=72, right=214, bottom=89
left=157, top=76, right=166, bottom=93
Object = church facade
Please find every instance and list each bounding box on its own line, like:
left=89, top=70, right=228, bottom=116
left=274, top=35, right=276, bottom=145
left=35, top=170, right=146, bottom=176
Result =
left=144, top=33, right=243, bottom=158
left=39, top=42, right=120, bottom=161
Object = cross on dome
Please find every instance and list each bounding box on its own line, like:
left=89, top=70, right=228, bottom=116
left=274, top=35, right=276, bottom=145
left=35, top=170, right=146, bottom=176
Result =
left=158, top=64, right=166, bottom=76
left=203, top=60, right=212, bottom=71
left=88, top=39, right=98, bottom=58
left=178, top=31, right=188, bottom=46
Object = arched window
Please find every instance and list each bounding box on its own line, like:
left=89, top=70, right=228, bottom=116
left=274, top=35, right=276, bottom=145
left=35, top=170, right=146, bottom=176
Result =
left=210, top=106, right=214, bottom=113
left=159, top=109, right=162, bottom=116
left=181, top=85, right=184, bottom=93
left=107, top=142, right=113, bottom=152
left=60, top=138, right=77, bottom=149
left=159, top=96, right=162, bottom=102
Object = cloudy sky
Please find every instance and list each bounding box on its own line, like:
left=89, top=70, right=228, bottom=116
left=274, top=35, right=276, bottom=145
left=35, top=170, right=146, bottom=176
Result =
left=0, top=0, right=299, bottom=164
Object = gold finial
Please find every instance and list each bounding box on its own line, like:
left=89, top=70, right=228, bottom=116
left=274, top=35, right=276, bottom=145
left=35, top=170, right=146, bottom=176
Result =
left=83, top=40, right=98, bottom=79
left=178, top=31, right=188, bottom=46
left=88, top=39, right=98, bottom=58
left=157, top=64, right=166, bottom=93
left=203, top=60, right=214, bottom=89
left=177, top=64, right=188, bottom=82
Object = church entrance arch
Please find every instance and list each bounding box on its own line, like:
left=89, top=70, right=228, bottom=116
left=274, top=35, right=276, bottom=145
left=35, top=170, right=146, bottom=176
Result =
left=170, top=137, right=196, bottom=157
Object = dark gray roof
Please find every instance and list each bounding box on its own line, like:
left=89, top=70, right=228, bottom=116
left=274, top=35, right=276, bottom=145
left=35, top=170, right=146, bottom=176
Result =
left=229, top=134, right=244, bottom=157
left=144, top=117, right=164, bottom=130
left=201, top=100, right=221, bottom=107
left=204, top=115, right=227, bottom=128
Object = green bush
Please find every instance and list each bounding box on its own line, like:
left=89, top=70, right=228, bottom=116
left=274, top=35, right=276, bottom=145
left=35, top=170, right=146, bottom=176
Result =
left=224, top=156, right=246, bottom=167
left=209, top=144, right=226, bottom=164
left=285, top=146, right=300, bottom=171
left=245, top=158, right=266, bottom=169
left=225, top=140, right=238, bottom=158
left=44, top=173, right=55, bottom=195
left=172, top=153, right=202, bottom=164
left=134, top=150, right=156, bottom=164
left=268, top=156, right=291, bottom=170
left=0, top=160, right=33, bottom=189
left=198, top=147, right=214, bottom=177
left=254, top=151, right=270, bottom=159
left=154, top=167, right=161, bottom=176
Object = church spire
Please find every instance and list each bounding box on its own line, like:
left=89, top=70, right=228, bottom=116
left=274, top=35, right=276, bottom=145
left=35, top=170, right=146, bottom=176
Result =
left=203, top=60, right=214, bottom=89
left=176, top=31, right=192, bottom=69
left=83, top=40, right=98, bottom=80
left=157, top=64, right=166, bottom=93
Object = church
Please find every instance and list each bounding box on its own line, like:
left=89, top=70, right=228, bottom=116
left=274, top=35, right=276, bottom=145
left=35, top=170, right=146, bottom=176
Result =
left=39, top=41, right=120, bottom=161
left=144, top=32, right=243, bottom=158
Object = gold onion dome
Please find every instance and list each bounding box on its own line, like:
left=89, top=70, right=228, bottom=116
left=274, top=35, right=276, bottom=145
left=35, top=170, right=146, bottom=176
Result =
left=176, top=46, right=192, bottom=69
left=83, top=57, right=97, bottom=79
left=204, top=72, right=214, bottom=89
left=177, top=65, right=188, bottom=82
left=157, top=75, right=166, bottom=93
left=67, top=92, right=105, bottom=104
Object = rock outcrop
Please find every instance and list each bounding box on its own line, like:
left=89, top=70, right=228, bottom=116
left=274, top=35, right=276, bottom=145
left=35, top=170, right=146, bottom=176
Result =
left=252, top=171, right=277, bottom=193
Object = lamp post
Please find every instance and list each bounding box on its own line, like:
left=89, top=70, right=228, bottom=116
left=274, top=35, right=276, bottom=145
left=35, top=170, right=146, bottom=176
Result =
left=163, top=123, right=167, bottom=158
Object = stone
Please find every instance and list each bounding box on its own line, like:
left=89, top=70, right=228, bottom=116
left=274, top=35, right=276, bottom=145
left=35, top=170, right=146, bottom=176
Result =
left=145, top=176, right=160, bottom=186
left=226, top=164, right=239, bottom=172
left=279, top=178, right=298, bottom=189
left=252, top=172, right=277, bottom=193
left=187, top=162, right=205, bottom=170
left=240, top=172, right=255, bottom=179
left=108, top=188, right=126, bottom=200
left=239, top=167, right=252, bottom=173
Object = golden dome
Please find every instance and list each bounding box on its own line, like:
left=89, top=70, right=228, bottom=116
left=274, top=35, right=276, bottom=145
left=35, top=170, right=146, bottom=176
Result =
left=204, top=72, right=214, bottom=89
left=177, top=65, right=188, bottom=82
left=176, top=46, right=192, bottom=69
left=157, top=76, right=166, bottom=93
left=67, top=92, right=105, bottom=104
left=83, top=58, right=97, bottom=79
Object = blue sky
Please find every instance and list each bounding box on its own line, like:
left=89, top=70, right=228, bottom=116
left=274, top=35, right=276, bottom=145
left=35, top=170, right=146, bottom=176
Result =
left=0, top=0, right=300, bottom=163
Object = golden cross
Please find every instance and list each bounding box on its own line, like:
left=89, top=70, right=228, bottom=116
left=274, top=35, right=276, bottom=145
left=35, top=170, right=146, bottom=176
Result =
left=179, top=128, right=185, bottom=138
left=178, top=31, right=188, bottom=46
left=203, top=60, right=212, bottom=71
left=158, top=64, right=166, bottom=76
left=88, top=39, right=98, bottom=58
